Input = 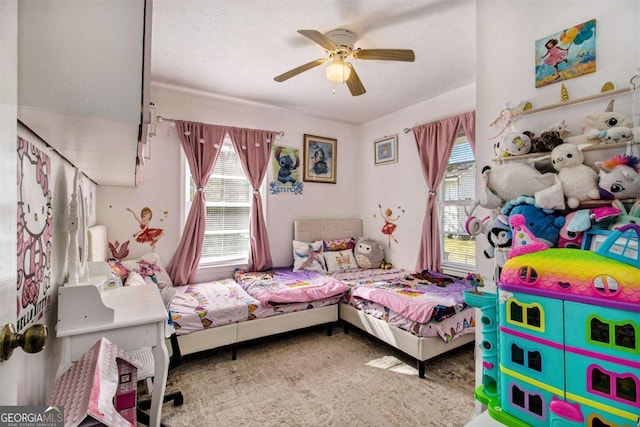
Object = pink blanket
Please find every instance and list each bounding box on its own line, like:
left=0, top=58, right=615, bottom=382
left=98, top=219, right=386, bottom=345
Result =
left=350, top=279, right=471, bottom=324
left=234, top=267, right=348, bottom=307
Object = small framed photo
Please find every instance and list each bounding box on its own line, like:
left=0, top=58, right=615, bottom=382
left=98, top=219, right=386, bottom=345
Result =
left=374, top=134, right=398, bottom=166
left=303, top=134, right=337, bottom=184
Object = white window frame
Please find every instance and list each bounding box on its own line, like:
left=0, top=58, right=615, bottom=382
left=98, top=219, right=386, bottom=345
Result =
left=438, top=132, right=476, bottom=276
left=180, top=137, right=266, bottom=280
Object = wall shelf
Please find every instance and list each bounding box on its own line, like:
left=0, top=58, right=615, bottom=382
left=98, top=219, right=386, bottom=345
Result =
left=518, top=87, right=630, bottom=116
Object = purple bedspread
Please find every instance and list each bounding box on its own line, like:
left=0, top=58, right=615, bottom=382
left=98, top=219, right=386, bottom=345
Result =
left=350, top=279, right=472, bottom=324
left=234, top=267, right=348, bottom=307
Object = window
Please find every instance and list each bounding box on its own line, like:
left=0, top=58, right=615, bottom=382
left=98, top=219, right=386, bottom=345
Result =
left=588, top=365, right=639, bottom=405
left=588, top=316, right=638, bottom=352
left=510, top=384, right=545, bottom=418
left=184, top=137, right=252, bottom=266
left=507, top=299, right=544, bottom=332
left=439, top=133, right=475, bottom=273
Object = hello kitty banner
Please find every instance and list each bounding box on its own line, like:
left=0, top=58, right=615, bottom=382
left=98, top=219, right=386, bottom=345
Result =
left=17, top=137, right=53, bottom=333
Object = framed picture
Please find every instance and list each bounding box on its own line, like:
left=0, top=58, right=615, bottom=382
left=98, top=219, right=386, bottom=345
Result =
left=374, top=134, right=398, bottom=166
left=535, top=19, right=596, bottom=88
left=303, top=134, right=337, bottom=184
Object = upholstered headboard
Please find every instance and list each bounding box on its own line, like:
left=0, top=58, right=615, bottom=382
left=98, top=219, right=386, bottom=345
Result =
left=87, top=224, right=108, bottom=262
left=294, top=219, right=363, bottom=242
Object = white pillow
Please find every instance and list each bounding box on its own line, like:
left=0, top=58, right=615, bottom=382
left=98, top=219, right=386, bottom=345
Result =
left=323, top=249, right=358, bottom=273
left=124, top=271, right=147, bottom=287
left=292, top=240, right=326, bottom=272
left=121, top=252, right=173, bottom=289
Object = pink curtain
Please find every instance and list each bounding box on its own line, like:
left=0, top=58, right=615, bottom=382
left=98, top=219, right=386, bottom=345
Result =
left=227, top=127, right=276, bottom=271
left=412, top=111, right=475, bottom=272
left=166, top=121, right=225, bottom=285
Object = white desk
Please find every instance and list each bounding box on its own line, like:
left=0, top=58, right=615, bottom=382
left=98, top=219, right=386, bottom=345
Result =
left=57, top=280, right=169, bottom=427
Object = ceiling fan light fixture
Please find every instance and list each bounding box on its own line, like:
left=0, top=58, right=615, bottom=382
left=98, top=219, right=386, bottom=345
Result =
left=325, top=61, right=351, bottom=84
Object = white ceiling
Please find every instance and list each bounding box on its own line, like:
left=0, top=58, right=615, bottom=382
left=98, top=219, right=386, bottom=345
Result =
left=150, top=0, right=476, bottom=125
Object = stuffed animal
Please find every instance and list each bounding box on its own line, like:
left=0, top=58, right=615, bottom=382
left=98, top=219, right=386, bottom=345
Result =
left=354, top=237, right=384, bottom=269
left=564, top=100, right=634, bottom=146
left=526, top=130, right=565, bottom=153
left=494, top=132, right=531, bottom=157
left=501, top=196, right=565, bottom=247
left=543, top=120, right=570, bottom=136
left=550, top=143, right=600, bottom=209
left=609, top=199, right=640, bottom=230
left=591, top=126, right=634, bottom=144
left=557, top=206, right=621, bottom=249
left=596, top=154, right=640, bottom=200
left=479, top=163, right=560, bottom=208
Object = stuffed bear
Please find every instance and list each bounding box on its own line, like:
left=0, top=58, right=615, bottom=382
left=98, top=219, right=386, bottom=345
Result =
left=354, top=237, right=384, bottom=269
left=526, top=130, right=565, bottom=153
left=564, top=100, right=634, bottom=146
left=551, top=143, right=600, bottom=209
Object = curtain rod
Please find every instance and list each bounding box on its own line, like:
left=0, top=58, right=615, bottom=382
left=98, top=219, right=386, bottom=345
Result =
left=403, top=128, right=411, bottom=134
left=156, top=115, right=285, bottom=138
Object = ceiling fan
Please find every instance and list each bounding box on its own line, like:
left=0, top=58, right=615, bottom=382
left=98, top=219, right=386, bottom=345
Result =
left=274, top=29, right=415, bottom=96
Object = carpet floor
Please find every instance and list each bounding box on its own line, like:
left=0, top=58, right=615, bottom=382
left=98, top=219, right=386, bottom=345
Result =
left=156, top=324, right=477, bottom=427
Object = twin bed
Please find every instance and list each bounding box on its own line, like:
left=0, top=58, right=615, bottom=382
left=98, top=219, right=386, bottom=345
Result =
left=90, top=218, right=475, bottom=378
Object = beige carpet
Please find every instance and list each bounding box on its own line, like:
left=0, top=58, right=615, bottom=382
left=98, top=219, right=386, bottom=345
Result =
left=158, top=325, right=477, bottom=427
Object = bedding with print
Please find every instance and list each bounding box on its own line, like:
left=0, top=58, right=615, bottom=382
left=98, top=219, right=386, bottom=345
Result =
left=233, top=267, right=347, bottom=307
left=339, top=269, right=473, bottom=324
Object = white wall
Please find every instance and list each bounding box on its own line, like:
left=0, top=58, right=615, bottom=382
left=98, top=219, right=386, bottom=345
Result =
left=356, top=83, right=476, bottom=271
left=97, top=83, right=360, bottom=278
left=476, top=0, right=640, bottom=291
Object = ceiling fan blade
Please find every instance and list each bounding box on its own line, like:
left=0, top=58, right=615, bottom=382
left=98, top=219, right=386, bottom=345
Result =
left=345, top=63, right=366, bottom=96
left=353, top=49, right=415, bottom=62
left=297, top=29, right=338, bottom=51
left=274, top=58, right=328, bottom=82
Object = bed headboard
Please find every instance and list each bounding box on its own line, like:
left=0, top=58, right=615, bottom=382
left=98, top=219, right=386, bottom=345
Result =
left=294, top=219, right=363, bottom=242
left=87, top=225, right=108, bottom=262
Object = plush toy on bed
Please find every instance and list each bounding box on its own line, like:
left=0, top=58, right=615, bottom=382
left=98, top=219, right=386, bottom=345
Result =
left=551, top=143, right=600, bottom=209
left=354, top=237, right=385, bottom=269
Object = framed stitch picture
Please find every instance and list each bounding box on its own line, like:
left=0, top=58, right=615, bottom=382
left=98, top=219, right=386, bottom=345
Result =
left=374, top=134, right=398, bottom=166
left=535, top=19, right=596, bottom=88
left=303, top=134, right=337, bottom=184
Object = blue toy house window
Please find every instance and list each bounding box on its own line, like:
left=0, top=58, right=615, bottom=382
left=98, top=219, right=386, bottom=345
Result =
left=590, top=318, right=610, bottom=344
left=510, top=302, right=523, bottom=323
left=510, top=343, right=542, bottom=372
left=588, top=365, right=639, bottom=405
left=507, top=299, right=544, bottom=332
left=510, top=383, right=545, bottom=418
left=589, top=316, right=638, bottom=353
left=615, top=323, right=636, bottom=350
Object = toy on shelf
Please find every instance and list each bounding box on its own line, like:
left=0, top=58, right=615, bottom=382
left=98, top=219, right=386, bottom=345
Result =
left=494, top=132, right=532, bottom=157
left=476, top=163, right=564, bottom=211
left=564, top=100, right=634, bottom=146
left=609, top=199, right=640, bottom=230
left=550, top=143, right=600, bottom=209
left=596, top=154, right=640, bottom=200
left=501, top=196, right=565, bottom=247
left=465, top=272, right=485, bottom=293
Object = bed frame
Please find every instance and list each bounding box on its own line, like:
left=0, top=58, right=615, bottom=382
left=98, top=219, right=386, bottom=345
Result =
left=88, top=220, right=474, bottom=375
left=294, top=218, right=475, bottom=378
